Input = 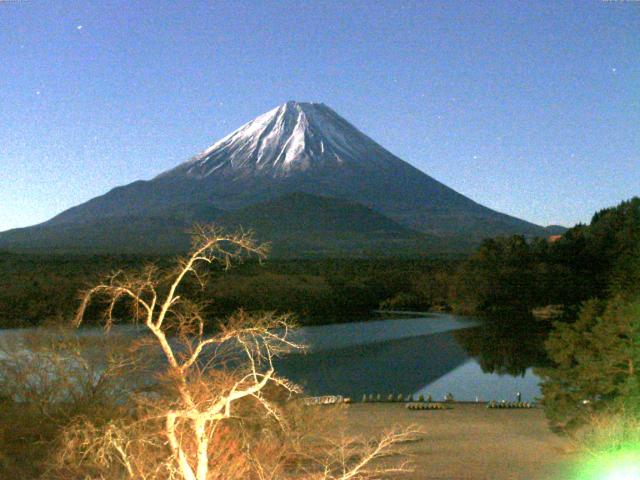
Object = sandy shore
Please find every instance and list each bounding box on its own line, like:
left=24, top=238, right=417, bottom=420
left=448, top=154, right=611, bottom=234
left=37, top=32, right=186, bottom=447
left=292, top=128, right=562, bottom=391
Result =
left=343, top=403, right=575, bottom=480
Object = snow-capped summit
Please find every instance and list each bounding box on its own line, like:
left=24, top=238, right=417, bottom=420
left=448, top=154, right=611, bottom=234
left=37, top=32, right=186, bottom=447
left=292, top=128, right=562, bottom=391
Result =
left=160, top=101, right=400, bottom=179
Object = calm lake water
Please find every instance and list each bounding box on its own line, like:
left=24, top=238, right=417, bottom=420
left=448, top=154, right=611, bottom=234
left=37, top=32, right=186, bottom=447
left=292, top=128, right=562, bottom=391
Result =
left=0, top=313, right=545, bottom=403
left=275, top=313, right=543, bottom=402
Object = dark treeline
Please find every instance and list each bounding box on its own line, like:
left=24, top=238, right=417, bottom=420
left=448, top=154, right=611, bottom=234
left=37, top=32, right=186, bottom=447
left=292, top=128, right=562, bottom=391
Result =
left=0, top=254, right=459, bottom=328
left=451, top=197, right=640, bottom=315
left=2, top=198, right=638, bottom=331
left=0, top=254, right=156, bottom=328
left=2, top=197, right=638, bottom=331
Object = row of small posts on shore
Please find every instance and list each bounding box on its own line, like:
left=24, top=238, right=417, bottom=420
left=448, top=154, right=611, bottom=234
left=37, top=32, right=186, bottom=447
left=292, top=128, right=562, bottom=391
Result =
left=360, top=393, right=454, bottom=403
left=302, top=395, right=351, bottom=406
left=486, top=400, right=533, bottom=409
left=303, top=392, right=535, bottom=409
left=361, top=392, right=532, bottom=406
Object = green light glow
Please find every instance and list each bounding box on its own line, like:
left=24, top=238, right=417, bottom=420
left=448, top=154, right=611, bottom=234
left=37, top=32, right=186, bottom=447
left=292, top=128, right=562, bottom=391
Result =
left=604, top=465, right=639, bottom=480
left=571, top=447, right=640, bottom=480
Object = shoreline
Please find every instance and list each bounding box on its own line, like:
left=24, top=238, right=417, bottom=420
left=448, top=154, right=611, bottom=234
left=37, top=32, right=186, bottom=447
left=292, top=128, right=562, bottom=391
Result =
left=342, top=403, right=575, bottom=480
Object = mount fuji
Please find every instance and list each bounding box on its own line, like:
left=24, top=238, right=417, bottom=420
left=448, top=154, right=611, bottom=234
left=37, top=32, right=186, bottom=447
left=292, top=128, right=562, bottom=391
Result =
left=0, top=101, right=560, bottom=256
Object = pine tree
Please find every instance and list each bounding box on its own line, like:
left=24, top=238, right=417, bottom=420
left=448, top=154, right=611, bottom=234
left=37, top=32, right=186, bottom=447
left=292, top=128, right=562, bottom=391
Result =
left=537, top=296, right=640, bottom=433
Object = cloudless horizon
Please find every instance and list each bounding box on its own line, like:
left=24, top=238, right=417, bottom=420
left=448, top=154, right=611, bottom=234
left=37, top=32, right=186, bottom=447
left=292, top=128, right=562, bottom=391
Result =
left=1, top=0, right=638, bottom=232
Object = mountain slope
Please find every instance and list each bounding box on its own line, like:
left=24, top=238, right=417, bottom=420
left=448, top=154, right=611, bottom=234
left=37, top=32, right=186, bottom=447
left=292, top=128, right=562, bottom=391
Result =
left=0, top=216, right=193, bottom=254
left=0, top=193, right=467, bottom=257
left=218, top=192, right=468, bottom=256
left=0, top=101, right=556, bottom=255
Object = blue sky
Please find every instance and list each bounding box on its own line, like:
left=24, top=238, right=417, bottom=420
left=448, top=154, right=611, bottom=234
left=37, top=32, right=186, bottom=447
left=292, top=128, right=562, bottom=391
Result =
left=1, top=0, right=638, bottom=232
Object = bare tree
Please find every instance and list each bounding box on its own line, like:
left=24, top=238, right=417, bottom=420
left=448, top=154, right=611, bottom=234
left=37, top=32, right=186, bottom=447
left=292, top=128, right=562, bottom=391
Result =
left=72, top=225, right=419, bottom=480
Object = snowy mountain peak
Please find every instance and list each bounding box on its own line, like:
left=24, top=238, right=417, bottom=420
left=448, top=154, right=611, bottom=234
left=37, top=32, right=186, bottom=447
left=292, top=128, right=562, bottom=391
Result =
left=3, top=101, right=551, bottom=251
left=159, top=101, right=399, bottom=179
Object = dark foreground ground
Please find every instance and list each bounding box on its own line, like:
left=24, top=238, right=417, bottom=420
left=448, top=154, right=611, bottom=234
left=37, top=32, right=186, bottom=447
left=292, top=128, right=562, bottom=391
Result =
left=343, top=403, right=576, bottom=480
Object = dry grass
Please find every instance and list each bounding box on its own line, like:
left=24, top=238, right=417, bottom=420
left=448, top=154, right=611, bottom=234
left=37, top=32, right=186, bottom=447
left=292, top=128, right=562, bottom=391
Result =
left=341, top=403, right=575, bottom=480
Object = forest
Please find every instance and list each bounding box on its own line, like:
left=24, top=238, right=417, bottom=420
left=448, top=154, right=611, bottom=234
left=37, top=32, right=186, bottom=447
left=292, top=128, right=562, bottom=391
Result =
left=2, top=198, right=638, bottom=331
left=452, top=197, right=640, bottom=315
left=0, top=253, right=458, bottom=328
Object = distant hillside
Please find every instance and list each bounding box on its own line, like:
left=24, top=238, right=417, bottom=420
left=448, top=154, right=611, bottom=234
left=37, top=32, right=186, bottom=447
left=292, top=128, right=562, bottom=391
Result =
left=0, top=193, right=473, bottom=257
left=0, top=216, right=193, bottom=255
left=218, top=193, right=471, bottom=257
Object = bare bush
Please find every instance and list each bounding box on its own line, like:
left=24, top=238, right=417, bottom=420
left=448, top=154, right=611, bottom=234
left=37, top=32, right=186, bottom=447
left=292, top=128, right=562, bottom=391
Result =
left=0, top=325, right=142, bottom=478
left=0, top=327, right=140, bottom=415
left=569, top=409, right=640, bottom=455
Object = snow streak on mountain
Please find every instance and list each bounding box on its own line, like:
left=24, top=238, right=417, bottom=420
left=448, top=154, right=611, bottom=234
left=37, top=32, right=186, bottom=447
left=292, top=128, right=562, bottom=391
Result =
left=159, top=101, right=403, bottom=179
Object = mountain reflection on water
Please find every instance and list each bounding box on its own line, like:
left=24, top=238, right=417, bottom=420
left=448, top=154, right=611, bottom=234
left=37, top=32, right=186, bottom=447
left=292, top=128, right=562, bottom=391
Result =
left=274, top=313, right=550, bottom=401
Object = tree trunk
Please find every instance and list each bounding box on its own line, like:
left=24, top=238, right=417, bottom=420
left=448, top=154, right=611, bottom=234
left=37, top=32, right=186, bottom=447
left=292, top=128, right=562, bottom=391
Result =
left=195, top=418, right=209, bottom=480
left=167, top=414, right=197, bottom=480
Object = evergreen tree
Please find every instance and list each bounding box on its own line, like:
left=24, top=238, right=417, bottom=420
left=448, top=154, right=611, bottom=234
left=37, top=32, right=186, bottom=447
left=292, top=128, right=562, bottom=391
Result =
left=537, top=296, right=640, bottom=433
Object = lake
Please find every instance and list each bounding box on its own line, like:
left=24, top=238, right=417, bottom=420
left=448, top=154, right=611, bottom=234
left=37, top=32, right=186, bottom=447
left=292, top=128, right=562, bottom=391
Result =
left=0, top=313, right=545, bottom=403
left=275, top=313, right=544, bottom=402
